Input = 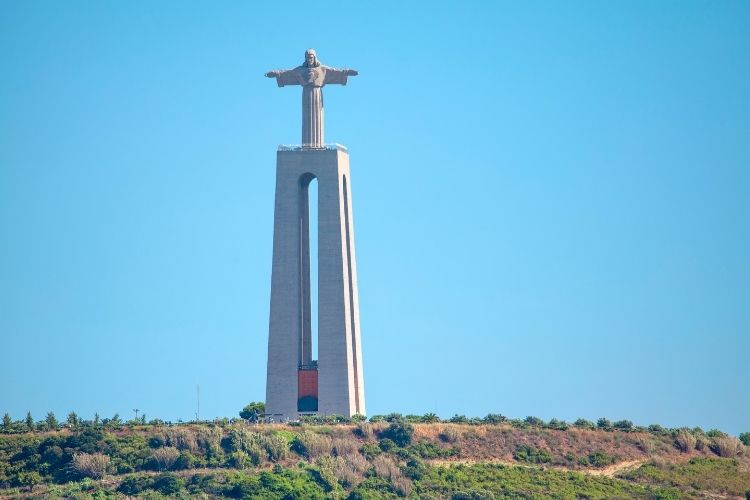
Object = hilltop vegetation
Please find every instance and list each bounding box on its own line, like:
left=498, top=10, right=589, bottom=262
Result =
left=1, top=411, right=748, bottom=498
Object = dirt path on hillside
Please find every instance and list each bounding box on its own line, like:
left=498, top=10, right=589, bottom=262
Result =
left=428, top=458, right=648, bottom=477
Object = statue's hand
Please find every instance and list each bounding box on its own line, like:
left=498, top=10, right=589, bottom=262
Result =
left=265, top=71, right=280, bottom=78
left=345, top=69, right=358, bottom=76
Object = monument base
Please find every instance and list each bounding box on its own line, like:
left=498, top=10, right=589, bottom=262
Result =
left=265, top=146, right=365, bottom=421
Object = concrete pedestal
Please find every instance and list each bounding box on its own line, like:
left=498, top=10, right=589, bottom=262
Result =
left=265, top=146, right=365, bottom=420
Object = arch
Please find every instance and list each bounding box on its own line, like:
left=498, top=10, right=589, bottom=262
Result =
left=298, top=172, right=319, bottom=412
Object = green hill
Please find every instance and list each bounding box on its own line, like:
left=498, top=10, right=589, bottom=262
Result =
left=1, top=416, right=748, bottom=498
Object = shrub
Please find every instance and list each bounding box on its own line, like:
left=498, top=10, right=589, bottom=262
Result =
left=72, top=452, right=111, bottom=479
left=706, top=429, right=727, bottom=438
left=739, top=432, right=750, bottom=446
left=227, top=451, right=251, bottom=469
left=613, top=420, right=634, bottom=431
left=263, top=433, right=290, bottom=462
left=174, top=451, right=197, bottom=470
left=379, top=421, right=413, bottom=447
left=483, top=414, right=506, bottom=424
left=332, top=437, right=359, bottom=457
left=392, top=476, right=412, bottom=497
left=118, top=474, right=154, bottom=495
left=635, top=436, right=654, bottom=455
left=674, top=429, right=697, bottom=453
left=379, top=438, right=397, bottom=452
left=596, top=418, right=612, bottom=430
left=587, top=451, right=616, bottom=467
left=450, top=414, right=469, bottom=424
left=574, top=418, right=595, bottom=429
left=547, top=418, right=569, bottom=431
left=648, top=424, right=667, bottom=435
left=152, top=446, right=180, bottom=471
left=524, top=416, right=544, bottom=427
left=353, top=422, right=374, bottom=440
left=152, top=472, right=184, bottom=495
left=710, top=436, right=743, bottom=458
left=372, top=454, right=401, bottom=479
left=439, top=427, right=460, bottom=443
left=513, top=446, right=551, bottom=464
left=292, top=431, right=333, bottom=460
left=361, top=442, right=381, bottom=459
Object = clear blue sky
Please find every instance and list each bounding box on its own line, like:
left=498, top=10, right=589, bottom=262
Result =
left=1, top=1, right=748, bottom=435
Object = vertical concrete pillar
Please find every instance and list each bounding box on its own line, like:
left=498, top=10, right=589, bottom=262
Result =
left=266, top=146, right=365, bottom=420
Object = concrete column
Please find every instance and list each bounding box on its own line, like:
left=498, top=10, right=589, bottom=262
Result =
left=266, top=146, right=365, bottom=420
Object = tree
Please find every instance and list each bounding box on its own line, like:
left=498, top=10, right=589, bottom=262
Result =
left=45, top=412, right=59, bottom=431
left=2, top=413, right=11, bottom=431
left=25, top=411, right=34, bottom=432
left=422, top=413, right=440, bottom=423
left=94, top=413, right=100, bottom=426
left=240, top=402, right=265, bottom=423
left=67, top=412, right=80, bottom=429
left=597, top=418, right=612, bottom=430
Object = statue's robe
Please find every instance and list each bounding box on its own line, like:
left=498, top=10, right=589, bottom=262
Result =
left=272, top=64, right=353, bottom=148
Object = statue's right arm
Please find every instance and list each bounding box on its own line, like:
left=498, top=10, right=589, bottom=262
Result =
left=264, top=69, right=299, bottom=87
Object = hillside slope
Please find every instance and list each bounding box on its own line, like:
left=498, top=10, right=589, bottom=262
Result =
left=1, top=420, right=748, bottom=498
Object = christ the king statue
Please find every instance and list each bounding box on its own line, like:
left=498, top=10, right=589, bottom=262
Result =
left=265, top=49, right=358, bottom=149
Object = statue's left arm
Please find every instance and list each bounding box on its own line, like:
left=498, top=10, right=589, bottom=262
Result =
left=324, top=67, right=358, bottom=85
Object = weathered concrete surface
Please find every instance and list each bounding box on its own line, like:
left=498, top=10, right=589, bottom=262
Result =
left=266, top=146, right=365, bottom=420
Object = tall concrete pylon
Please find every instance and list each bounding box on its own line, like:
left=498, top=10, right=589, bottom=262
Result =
left=264, top=50, right=365, bottom=420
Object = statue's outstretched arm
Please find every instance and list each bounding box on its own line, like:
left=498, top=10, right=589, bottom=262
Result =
left=264, top=69, right=300, bottom=87
left=324, top=67, right=358, bottom=85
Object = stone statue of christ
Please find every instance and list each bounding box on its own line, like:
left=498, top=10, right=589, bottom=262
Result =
left=265, top=49, right=358, bottom=148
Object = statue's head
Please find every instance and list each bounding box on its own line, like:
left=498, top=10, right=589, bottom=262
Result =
left=304, top=49, right=319, bottom=67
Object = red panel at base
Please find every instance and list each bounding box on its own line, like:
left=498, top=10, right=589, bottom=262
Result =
left=298, top=369, right=318, bottom=399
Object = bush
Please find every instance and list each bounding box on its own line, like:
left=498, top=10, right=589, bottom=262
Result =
left=674, top=429, right=696, bottom=453
left=524, top=416, right=544, bottom=427
left=648, top=424, right=667, bottom=435
left=379, top=421, right=413, bottom=447
left=513, top=446, right=551, bottom=464
left=152, top=446, right=180, bottom=470
left=613, top=420, right=634, bottom=431
left=547, top=418, right=568, bottom=431
left=262, top=433, right=290, bottom=462
left=174, top=451, right=197, bottom=470
left=574, top=418, right=595, bottom=429
left=483, top=414, right=506, bottom=424
left=332, top=437, right=359, bottom=457
left=72, top=452, right=111, bottom=479
left=587, top=451, right=616, bottom=467
left=291, top=431, right=332, bottom=460
left=439, top=427, right=460, bottom=443
left=118, top=474, right=154, bottom=495
left=353, top=422, right=374, bottom=440
left=710, top=436, right=743, bottom=458
left=152, top=472, right=184, bottom=495
left=739, top=432, right=750, bottom=446
left=596, top=418, right=612, bottom=430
